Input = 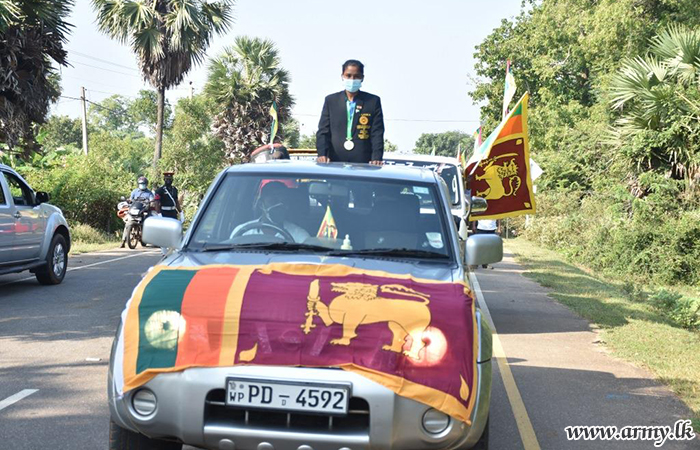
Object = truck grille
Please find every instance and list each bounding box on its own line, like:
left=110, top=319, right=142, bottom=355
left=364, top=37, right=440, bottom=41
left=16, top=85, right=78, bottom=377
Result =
left=204, top=389, right=370, bottom=433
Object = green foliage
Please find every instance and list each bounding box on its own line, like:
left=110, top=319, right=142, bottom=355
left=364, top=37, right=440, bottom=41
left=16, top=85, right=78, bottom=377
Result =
left=297, top=133, right=317, bottom=149
left=649, top=289, right=700, bottom=330
left=70, top=223, right=116, bottom=244
left=36, top=115, right=83, bottom=151
left=161, top=94, right=226, bottom=222
left=88, top=130, right=152, bottom=175
left=413, top=131, right=473, bottom=158
left=88, top=91, right=171, bottom=136
left=0, top=0, right=73, bottom=153
left=130, top=89, right=172, bottom=132
left=206, top=36, right=295, bottom=162
left=91, top=0, right=234, bottom=164
left=21, top=151, right=135, bottom=232
left=384, top=139, right=398, bottom=153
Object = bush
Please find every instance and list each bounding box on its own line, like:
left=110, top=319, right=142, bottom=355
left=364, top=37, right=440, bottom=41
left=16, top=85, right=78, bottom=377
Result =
left=669, top=298, right=700, bottom=330
left=70, top=223, right=116, bottom=244
left=21, top=151, right=135, bottom=233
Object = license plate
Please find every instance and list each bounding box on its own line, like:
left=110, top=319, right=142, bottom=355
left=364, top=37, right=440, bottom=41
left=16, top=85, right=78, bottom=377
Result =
left=225, top=377, right=350, bottom=415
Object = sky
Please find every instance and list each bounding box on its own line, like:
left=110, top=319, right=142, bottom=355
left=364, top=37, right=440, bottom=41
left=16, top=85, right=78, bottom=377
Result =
left=53, top=0, right=524, bottom=152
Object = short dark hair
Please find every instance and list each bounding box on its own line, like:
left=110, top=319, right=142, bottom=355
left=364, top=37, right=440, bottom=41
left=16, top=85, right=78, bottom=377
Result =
left=342, top=59, right=364, bottom=75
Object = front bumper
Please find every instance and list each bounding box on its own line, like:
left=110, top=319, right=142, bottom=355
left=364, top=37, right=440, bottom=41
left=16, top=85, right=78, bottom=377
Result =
left=110, top=363, right=490, bottom=450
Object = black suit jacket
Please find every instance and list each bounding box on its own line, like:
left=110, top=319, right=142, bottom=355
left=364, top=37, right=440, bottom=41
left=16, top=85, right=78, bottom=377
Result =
left=316, top=91, right=385, bottom=163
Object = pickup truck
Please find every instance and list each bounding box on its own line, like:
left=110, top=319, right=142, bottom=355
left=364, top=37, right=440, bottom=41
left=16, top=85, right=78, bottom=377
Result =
left=0, top=164, right=71, bottom=284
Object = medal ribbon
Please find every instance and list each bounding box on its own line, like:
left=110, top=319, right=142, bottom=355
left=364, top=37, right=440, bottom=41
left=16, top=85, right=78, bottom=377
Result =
left=346, top=100, right=356, bottom=141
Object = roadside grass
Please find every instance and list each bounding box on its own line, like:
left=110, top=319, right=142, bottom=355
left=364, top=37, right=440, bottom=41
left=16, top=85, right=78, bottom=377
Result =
left=69, top=223, right=120, bottom=255
left=506, top=238, right=700, bottom=432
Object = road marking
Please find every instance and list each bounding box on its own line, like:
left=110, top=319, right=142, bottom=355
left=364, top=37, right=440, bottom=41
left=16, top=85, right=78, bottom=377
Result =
left=0, top=389, right=38, bottom=412
left=469, top=271, right=541, bottom=450
left=0, top=251, right=159, bottom=287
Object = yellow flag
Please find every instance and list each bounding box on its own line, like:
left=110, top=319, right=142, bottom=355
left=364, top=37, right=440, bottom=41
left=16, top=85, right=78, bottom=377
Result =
left=317, top=205, right=338, bottom=239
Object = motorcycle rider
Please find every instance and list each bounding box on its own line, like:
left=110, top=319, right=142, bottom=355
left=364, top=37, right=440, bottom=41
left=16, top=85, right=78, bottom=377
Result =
left=120, top=176, right=155, bottom=248
left=154, top=171, right=181, bottom=221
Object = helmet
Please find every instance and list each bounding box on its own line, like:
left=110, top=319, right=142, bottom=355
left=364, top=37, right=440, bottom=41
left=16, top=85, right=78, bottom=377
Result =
left=137, top=176, right=148, bottom=189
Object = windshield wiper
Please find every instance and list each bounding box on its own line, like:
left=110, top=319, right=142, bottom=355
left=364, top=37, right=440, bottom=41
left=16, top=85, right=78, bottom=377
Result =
left=200, top=242, right=332, bottom=253
left=326, top=248, right=449, bottom=260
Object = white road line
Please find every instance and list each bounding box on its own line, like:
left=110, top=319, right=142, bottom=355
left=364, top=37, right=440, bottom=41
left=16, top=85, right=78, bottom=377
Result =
left=469, top=271, right=542, bottom=450
left=0, top=389, right=38, bottom=412
left=1, top=251, right=159, bottom=287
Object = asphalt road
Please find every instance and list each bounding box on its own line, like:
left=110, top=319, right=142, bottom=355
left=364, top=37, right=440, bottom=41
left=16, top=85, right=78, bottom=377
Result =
left=0, top=248, right=697, bottom=449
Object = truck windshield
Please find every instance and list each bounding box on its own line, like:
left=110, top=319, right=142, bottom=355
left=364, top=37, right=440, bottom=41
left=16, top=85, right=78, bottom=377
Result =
left=188, top=173, right=453, bottom=260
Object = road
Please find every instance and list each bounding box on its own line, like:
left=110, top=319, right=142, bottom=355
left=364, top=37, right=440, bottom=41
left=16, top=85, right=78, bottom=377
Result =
left=0, top=248, right=697, bottom=449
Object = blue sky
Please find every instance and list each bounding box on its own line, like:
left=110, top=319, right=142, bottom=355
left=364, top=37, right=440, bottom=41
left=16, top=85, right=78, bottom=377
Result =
left=54, top=0, right=524, bottom=152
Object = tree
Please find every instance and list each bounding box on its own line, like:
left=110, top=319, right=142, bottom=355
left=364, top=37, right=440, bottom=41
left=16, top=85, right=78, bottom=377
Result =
left=609, top=25, right=700, bottom=184
left=205, top=36, right=295, bottom=162
left=37, top=115, right=83, bottom=151
left=413, top=131, right=474, bottom=158
left=0, top=0, right=73, bottom=156
left=92, top=0, right=234, bottom=167
left=129, top=89, right=172, bottom=133
left=384, top=139, right=398, bottom=152
left=297, top=133, right=316, bottom=149
left=89, top=94, right=134, bottom=132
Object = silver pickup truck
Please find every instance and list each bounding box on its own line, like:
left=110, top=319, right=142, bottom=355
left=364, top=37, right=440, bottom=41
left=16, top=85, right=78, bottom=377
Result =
left=0, top=164, right=71, bottom=284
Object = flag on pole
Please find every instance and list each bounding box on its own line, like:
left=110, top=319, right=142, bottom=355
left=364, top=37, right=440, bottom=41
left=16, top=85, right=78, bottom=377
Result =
left=503, top=60, right=517, bottom=120
left=269, top=101, right=279, bottom=149
left=317, top=205, right=338, bottom=239
left=467, top=93, right=535, bottom=220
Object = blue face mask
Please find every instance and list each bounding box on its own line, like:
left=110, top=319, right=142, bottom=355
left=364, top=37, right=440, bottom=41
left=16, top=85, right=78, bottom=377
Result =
left=343, top=78, right=362, bottom=93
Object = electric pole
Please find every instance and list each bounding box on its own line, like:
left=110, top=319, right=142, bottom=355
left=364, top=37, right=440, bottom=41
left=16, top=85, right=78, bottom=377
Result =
left=80, top=87, right=89, bottom=155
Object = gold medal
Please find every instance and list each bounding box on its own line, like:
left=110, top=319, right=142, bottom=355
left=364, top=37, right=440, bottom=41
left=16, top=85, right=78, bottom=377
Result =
left=344, top=140, right=355, bottom=151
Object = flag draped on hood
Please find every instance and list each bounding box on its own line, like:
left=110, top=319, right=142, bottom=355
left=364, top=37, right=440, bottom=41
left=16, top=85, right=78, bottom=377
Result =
left=466, top=94, right=536, bottom=220
left=114, top=263, right=479, bottom=423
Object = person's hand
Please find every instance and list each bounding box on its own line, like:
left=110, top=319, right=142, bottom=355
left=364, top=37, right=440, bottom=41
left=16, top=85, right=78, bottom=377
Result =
left=317, top=156, right=329, bottom=163
left=369, top=160, right=383, bottom=166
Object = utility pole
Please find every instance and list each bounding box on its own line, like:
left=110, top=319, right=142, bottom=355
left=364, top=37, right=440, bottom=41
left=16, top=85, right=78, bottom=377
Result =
left=189, top=81, right=194, bottom=98
left=80, top=87, right=89, bottom=155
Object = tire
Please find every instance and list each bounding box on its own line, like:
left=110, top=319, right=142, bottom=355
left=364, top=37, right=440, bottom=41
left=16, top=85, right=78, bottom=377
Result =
left=109, top=419, right=182, bottom=450
left=127, top=223, right=139, bottom=249
left=35, top=234, right=68, bottom=285
left=471, top=417, right=489, bottom=450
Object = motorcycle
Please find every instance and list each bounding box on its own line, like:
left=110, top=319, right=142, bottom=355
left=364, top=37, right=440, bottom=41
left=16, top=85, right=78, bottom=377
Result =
left=118, top=196, right=152, bottom=249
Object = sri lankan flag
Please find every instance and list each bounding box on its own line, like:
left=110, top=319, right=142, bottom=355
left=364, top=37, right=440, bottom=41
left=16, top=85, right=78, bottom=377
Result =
left=316, top=205, right=338, bottom=239
left=466, top=93, right=536, bottom=220
left=115, top=263, right=479, bottom=424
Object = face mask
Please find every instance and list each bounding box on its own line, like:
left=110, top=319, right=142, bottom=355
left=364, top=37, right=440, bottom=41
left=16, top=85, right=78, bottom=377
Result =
left=343, top=78, right=362, bottom=93
left=165, top=179, right=172, bottom=186
left=138, top=184, right=147, bottom=190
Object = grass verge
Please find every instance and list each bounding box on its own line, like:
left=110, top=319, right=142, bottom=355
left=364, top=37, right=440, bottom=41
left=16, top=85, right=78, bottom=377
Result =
left=69, top=223, right=120, bottom=255
left=506, top=238, right=700, bottom=432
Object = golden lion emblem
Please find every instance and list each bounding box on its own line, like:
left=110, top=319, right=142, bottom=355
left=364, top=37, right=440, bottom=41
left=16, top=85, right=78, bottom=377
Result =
left=301, top=279, right=432, bottom=360
left=475, top=153, right=522, bottom=200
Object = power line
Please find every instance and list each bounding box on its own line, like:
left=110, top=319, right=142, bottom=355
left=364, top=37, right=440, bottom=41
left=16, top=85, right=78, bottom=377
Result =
left=71, top=60, right=142, bottom=78
left=67, top=49, right=140, bottom=72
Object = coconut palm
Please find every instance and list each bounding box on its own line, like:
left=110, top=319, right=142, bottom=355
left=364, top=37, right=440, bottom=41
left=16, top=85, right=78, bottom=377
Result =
left=0, top=0, right=73, bottom=155
left=205, top=36, right=294, bottom=162
left=91, top=0, right=234, bottom=167
left=609, top=25, right=700, bottom=181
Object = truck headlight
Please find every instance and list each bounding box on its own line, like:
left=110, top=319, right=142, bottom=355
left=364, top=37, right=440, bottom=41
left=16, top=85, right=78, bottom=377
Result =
left=132, top=389, right=157, bottom=416
left=422, top=408, right=450, bottom=434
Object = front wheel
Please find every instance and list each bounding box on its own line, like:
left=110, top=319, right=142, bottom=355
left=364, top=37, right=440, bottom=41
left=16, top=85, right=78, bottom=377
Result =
left=35, top=234, right=68, bottom=285
left=126, top=223, right=140, bottom=249
left=109, top=419, right=182, bottom=450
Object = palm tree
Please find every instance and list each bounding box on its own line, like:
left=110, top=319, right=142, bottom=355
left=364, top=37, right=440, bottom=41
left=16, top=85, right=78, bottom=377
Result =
left=0, top=0, right=73, bottom=156
left=609, top=25, right=700, bottom=181
left=91, top=0, right=234, bottom=167
left=205, top=36, right=294, bottom=162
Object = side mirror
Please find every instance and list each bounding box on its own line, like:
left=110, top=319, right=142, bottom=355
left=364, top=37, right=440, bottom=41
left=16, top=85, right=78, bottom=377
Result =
left=466, top=234, right=503, bottom=267
left=469, top=196, right=488, bottom=215
left=120, top=196, right=126, bottom=202
left=142, top=216, right=182, bottom=249
left=35, top=191, right=50, bottom=204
